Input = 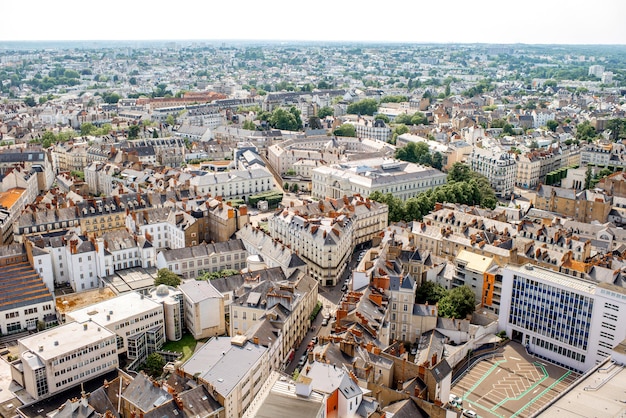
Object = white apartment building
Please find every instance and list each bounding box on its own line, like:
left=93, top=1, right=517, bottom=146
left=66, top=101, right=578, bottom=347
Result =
left=66, top=292, right=165, bottom=362
left=178, top=280, right=225, bottom=339
left=188, top=167, right=276, bottom=201
left=580, top=143, right=626, bottom=168
left=182, top=336, right=269, bottom=418
left=532, top=110, right=556, bottom=129
left=84, top=161, right=120, bottom=197
left=126, top=207, right=184, bottom=251
left=312, top=158, right=447, bottom=201
left=12, top=320, right=118, bottom=400
left=156, top=239, right=247, bottom=280
left=270, top=211, right=353, bottom=286
left=469, top=146, right=516, bottom=198
left=499, top=264, right=626, bottom=372
left=348, top=118, right=392, bottom=142
left=28, top=233, right=100, bottom=292
left=268, top=196, right=387, bottom=286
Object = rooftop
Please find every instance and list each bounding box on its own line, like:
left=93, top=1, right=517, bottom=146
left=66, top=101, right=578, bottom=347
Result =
left=19, top=320, right=116, bottom=360
left=66, top=291, right=163, bottom=326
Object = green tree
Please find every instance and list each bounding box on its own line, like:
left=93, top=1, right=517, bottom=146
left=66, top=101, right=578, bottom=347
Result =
left=128, top=124, right=140, bottom=139
left=432, top=152, right=443, bottom=170
left=242, top=120, right=256, bottom=130
left=546, top=120, right=559, bottom=132
left=317, top=106, right=334, bottom=118
left=395, top=142, right=431, bottom=164
left=606, top=118, right=625, bottom=141
left=447, top=162, right=471, bottom=182
left=416, top=281, right=447, bottom=304
left=80, top=122, right=96, bottom=136
left=347, top=98, right=378, bottom=116
left=584, top=166, right=593, bottom=190
left=437, top=286, right=476, bottom=319
left=152, top=129, right=159, bottom=138
left=333, top=123, right=356, bottom=137
left=155, top=268, right=181, bottom=287
left=24, top=96, right=36, bottom=107
left=165, top=114, right=176, bottom=126
left=269, top=108, right=300, bottom=131
left=143, top=353, right=165, bottom=377
left=576, top=121, right=597, bottom=143
left=374, top=114, right=390, bottom=124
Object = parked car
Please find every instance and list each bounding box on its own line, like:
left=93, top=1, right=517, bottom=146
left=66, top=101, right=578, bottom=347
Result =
left=449, top=394, right=462, bottom=405
left=321, top=317, right=329, bottom=326
left=297, top=354, right=307, bottom=369
left=463, top=409, right=477, bottom=418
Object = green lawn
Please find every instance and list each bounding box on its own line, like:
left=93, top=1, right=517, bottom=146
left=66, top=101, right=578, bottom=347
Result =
left=161, top=333, right=198, bottom=362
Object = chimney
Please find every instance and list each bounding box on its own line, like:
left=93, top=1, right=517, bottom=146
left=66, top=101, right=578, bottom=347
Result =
left=253, top=336, right=259, bottom=345
left=432, top=353, right=437, bottom=366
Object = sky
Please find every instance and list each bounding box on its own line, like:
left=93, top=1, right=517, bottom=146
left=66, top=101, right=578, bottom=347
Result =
left=2, top=0, right=625, bottom=45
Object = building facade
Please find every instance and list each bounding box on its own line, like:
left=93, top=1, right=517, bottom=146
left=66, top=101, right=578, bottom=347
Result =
left=498, top=264, right=626, bottom=372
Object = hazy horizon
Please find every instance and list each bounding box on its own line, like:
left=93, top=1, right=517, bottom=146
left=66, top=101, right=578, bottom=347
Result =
left=3, top=0, right=625, bottom=45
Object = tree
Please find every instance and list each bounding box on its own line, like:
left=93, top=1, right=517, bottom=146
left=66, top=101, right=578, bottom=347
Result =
left=546, top=120, right=559, bottom=132
left=317, top=106, right=334, bottom=118
left=416, top=281, right=447, bottom=304
left=437, top=286, right=476, bottom=319
left=143, top=353, right=165, bottom=377
left=606, top=118, right=625, bottom=141
left=128, top=124, right=140, bottom=139
left=333, top=124, right=356, bottom=137
left=270, top=108, right=300, bottom=131
left=24, top=96, right=36, bottom=107
left=347, top=98, right=378, bottom=116
left=374, top=114, right=390, bottom=124
left=242, top=120, right=256, bottom=130
left=80, top=122, right=96, bottom=136
left=395, top=142, right=431, bottom=164
left=584, top=166, right=593, bottom=190
left=155, top=268, right=181, bottom=287
left=576, top=121, right=597, bottom=143
left=308, top=116, right=323, bottom=130
left=165, top=114, right=176, bottom=126
left=432, top=152, right=443, bottom=170
left=152, top=129, right=159, bottom=138
left=447, top=162, right=471, bottom=183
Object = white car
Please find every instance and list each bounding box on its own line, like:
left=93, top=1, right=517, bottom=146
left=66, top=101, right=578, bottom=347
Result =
left=449, top=394, right=462, bottom=405
left=463, top=409, right=477, bottom=418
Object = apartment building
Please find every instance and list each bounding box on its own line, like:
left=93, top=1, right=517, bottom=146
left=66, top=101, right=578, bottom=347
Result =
left=498, top=264, right=626, bottom=372
left=178, top=280, right=225, bottom=339
left=182, top=336, right=269, bottom=418
left=535, top=185, right=612, bottom=223
left=0, top=150, right=55, bottom=192
left=469, top=146, right=516, bottom=198
left=84, top=161, right=120, bottom=196
left=312, top=158, right=446, bottom=201
left=12, top=320, right=118, bottom=400
left=236, top=223, right=309, bottom=279
left=515, top=146, right=577, bottom=189
left=187, top=167, right=276, bottom=202
left=156, top=239, right=247, bottom=280
left=65, top=292, right=165, bottom=363
left=580, top=142, right=626, bottom=168
left=230, top=273, right=318, bottom=363
left=268, top=196, right=384, bottom=287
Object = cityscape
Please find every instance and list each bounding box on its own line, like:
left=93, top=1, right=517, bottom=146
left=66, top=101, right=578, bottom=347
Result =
left=0, top=38, right=625, bottom=418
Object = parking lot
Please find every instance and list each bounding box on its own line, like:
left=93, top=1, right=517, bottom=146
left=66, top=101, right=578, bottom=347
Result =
left=451, top=343, right=578, bottom=418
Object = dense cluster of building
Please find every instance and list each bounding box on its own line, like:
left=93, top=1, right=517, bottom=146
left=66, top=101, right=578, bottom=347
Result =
left=0, top=42, right=626, bottom=417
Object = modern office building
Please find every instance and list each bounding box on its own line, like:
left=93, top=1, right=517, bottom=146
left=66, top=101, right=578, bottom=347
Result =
left=12, top=320, right=118, bottom=400
left=65, top=292, right=165, bottom=364
left=498, top=264, right=626, bottom=372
